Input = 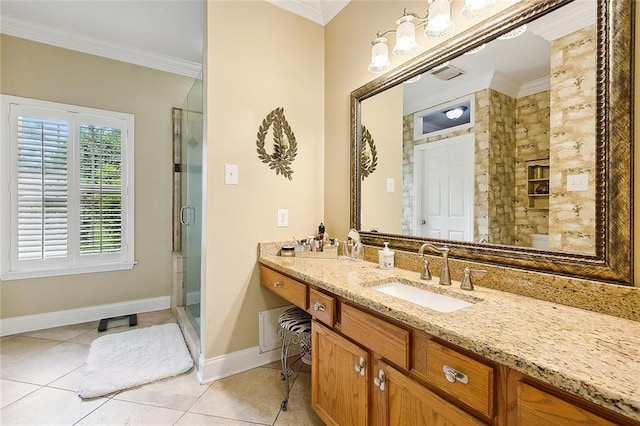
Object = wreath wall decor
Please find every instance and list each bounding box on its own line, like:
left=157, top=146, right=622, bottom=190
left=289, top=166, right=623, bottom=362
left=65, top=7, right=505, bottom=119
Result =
left=256, top=107, right=298, bottom=180
left=361, top=124, right=378, bottom=180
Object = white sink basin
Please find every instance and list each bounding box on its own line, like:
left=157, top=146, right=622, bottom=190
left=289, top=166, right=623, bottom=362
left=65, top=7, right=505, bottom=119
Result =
left=374, top=282, right=472, bottom=313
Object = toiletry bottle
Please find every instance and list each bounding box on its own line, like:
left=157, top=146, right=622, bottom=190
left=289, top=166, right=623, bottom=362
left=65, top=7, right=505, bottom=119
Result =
left=378, top=242, right=395, bottom=270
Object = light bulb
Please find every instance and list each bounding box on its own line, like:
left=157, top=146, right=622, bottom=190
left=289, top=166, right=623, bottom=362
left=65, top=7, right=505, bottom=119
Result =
left=424, top=0, right=455, bottom=38
left=445, top=106, right=467, bottom=120
left=368, top=36, right=392, bottom=73
left=393, top=15, right=419, bottom=56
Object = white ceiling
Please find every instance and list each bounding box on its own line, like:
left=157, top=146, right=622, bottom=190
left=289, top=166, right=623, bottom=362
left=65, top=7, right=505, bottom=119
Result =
left=0, top=0, right=346, bottom=79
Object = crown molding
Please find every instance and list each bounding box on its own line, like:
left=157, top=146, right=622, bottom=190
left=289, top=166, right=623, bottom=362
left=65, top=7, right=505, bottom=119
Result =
left=265, top=0, right=349, bottom=25
left=518, top=77, right=550, bottom=98
left=320, top=0, right=350, bottom=24
left=527, top=0, right=596, bottom=41
left=1, top=16, right=202, bottom=79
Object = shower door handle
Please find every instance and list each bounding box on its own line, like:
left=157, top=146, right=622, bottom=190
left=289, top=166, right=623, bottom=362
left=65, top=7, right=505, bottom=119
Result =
left=180, top=206, right=196, bottom=225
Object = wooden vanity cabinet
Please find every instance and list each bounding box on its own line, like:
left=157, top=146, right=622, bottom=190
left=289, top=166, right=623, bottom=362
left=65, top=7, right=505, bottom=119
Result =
left=309, top=288, right=335, bottom=327
left=372, top=357, right=485, bottom=426
left=312, top=321, right=369, bottom=426
left=312, top=320, right=485, bottom=426
left=506, top=370, right=639, bottom=426
left=259, top=265, right=307, bottom=309
left=259, top=265, right=639, bottom=425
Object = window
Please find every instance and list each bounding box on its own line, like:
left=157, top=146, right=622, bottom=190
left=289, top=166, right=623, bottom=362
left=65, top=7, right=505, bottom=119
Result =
left=1, top=95, right=134, bottom=279
left=413, top=95, right=475, bottom=140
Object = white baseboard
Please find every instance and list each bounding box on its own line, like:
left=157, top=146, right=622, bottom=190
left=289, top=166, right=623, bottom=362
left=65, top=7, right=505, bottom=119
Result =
left=0, top=296, right=171, bottom=336
left=198, top=345, right=281, bottom=384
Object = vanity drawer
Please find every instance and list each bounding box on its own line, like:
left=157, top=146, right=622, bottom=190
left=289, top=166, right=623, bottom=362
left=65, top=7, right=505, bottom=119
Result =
left=260, top=266, right=307, bottom=309
left=517, top=382, right=616, bottom=425
left=426, top=339, right=494, bottom=418
left=340, top=303, right=409, bottom=369
left=308, top=288, right=335, bottom=327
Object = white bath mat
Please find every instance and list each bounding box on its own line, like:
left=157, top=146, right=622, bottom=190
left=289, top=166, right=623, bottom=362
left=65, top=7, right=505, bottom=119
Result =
left=78, top=323, right=193, bottom=399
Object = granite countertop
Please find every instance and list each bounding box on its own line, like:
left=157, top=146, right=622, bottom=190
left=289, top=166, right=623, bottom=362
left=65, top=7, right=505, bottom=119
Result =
left=258, top=252, right=640, bottom=421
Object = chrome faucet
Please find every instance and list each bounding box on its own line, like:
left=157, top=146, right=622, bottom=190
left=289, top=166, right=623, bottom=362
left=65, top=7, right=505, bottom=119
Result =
left=460, top=267, right=487, bottom=291
left=418, top=243, right=451, bottom=286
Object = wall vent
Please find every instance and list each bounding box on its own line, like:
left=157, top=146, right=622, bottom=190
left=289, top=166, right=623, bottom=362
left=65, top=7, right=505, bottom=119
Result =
left=430, top=65, right=465, bottom=81
left=258, top=305, right=294, bottom=353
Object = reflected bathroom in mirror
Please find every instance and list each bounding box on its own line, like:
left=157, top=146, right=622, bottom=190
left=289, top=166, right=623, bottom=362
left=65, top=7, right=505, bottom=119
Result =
left=351, top=0, right=633, bottom=285
left=362, top=1, right=596, bottom=254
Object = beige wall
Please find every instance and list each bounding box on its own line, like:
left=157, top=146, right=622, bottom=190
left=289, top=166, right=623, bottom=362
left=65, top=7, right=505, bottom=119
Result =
left=361, top=85, right=403, bottom=234
left=0, top=35, right=195, bottom=318
left=204, top=1, right=324, bottom=358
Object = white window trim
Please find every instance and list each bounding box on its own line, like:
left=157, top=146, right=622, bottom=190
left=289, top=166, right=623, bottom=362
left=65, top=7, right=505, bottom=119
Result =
left=0, top=95, right=135, bottom=280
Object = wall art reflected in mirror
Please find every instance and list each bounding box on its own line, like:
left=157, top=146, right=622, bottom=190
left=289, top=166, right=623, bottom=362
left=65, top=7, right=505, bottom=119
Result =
left=351, top=0, right=633, bottom=285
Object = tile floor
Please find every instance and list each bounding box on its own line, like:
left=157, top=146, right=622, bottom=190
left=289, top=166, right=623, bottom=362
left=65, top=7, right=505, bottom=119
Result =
left=0, top=309, right=324, bottom=425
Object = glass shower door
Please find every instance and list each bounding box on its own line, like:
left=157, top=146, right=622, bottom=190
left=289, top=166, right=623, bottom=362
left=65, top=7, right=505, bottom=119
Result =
left=181, top=78, right=203, bottom=334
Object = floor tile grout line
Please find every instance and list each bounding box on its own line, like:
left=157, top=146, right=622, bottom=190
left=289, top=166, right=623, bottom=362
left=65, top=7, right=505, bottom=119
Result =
left=181, top=376, right=216, bottom=414
left=70, top=395, right=115, bottom=426
left=0, top=382, right=44, bottom=411
left=43, top=364, right=86, bottom=389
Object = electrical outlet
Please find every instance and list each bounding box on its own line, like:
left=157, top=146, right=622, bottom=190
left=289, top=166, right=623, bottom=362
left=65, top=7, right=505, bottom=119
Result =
left=277, top=209, right=288, bottom=227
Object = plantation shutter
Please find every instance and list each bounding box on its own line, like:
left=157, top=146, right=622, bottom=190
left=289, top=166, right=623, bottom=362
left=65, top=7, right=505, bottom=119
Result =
left=2, top=96, right=134, bottom=279
left=16, top=115, right=69, bottom=261
left=79, top=124, right=123, bottom=255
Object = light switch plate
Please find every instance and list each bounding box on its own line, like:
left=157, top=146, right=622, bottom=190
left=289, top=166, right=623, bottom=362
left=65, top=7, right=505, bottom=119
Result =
left=386, top=178, right=395, bottom=193
left=566, top=173, right=588, bottom=192
left=277, top=209, right=288, bottom=227
left=225, top=164, right=238, bottom=185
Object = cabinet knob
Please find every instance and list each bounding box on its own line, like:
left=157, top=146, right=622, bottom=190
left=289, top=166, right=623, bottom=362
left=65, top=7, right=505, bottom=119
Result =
left=313, top=302, right=326, bottom=312
left=373, top=369, right=385, bottom=392
left=273, top=281, right=283, bottom=288
left=443, top=365, right=468, bottom=385
left=354, top=356, right=366, bottom=376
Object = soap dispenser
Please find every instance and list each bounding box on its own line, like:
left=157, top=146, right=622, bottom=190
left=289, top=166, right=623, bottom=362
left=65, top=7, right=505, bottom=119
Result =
left=378, top=242, right=395, bottom=270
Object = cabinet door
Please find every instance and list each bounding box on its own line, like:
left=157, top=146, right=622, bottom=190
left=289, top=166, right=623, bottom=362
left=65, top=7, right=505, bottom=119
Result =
left=517, top=382, right=616, bottom=426
left=372, top=358, right=486, bottom=426
left=312, top=321, right=369, bottom=426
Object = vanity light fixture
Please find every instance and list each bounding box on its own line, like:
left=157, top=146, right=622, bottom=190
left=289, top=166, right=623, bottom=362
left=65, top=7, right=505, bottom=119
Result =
left=368, top=36, right=393, bottom=73
left=444, top=106, right=467, bottom=120
left=368, top=0, right=491, bottom=74
left=423, top=0, right=455, bottom=38
left=497, top=24, right=527, bottom=40
left=459, top=0, right=497, bottom=18
left=393, top=15, right=419, bottom=55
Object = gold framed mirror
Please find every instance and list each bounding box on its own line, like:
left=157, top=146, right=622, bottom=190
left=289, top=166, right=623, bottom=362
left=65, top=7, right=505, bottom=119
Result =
left=350, top=0, right=633, bottom=285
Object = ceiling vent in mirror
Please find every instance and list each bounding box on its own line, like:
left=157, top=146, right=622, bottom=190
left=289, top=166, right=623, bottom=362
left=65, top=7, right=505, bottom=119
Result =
left=430, top=64, right=464, bottom=81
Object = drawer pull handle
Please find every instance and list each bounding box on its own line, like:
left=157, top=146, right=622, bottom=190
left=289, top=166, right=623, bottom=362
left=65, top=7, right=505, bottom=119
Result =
left=273, top=281, right=284, bottom=288
left=313, top=302, right=326, bottom=312
left=443, top=365, right=468, bottom=384
left=354, top=356, right=366, bottom=376
left=373, top=369, right=385, bottom=392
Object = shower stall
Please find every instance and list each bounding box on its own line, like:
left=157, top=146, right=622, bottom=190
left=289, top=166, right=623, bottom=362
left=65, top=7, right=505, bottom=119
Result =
left=172, top=74, right=203, bottom=359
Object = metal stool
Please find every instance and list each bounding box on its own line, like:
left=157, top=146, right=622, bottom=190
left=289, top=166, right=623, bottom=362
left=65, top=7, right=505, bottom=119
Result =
left=277, top=307, right=312, bottom=411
